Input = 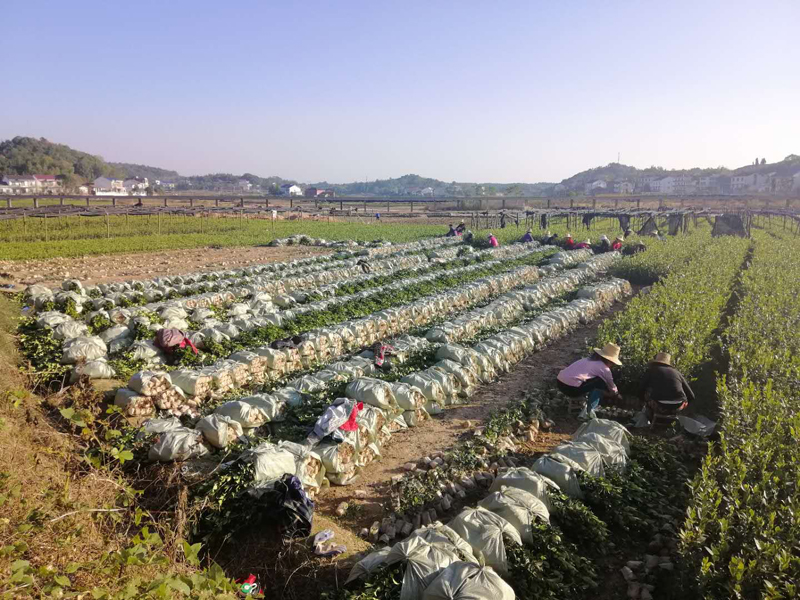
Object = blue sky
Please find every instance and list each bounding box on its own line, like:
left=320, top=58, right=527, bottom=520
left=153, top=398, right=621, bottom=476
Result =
left=2, top=0, right=798, bottom=183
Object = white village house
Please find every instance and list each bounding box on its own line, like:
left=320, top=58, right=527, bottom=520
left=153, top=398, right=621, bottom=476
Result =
left=280, top=184, right=303, bottom=196
left=92, top=176, right=127, bottom=195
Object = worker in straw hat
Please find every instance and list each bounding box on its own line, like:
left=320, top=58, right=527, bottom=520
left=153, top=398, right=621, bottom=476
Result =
left=456, top=220, right=467, bottom=234
left=487, top=232, right=499, bottom=247
left=543, top=230, right=558, bottom=245
left=564, top=232, right=576, bottom=249
left=638, top=352, right=694, bottom=422
left=557, top=343, right=623, bottom=420
left=598, top=234, right=612, bottom=253
left=575, top=238, right=592, bottom=249
left=611, top=236, right=623, bottom=251
left=520, top=228, right=534, bottom=243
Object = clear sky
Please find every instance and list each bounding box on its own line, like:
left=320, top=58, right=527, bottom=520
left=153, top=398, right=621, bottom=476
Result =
left=2, top=0, right=798, bottom=183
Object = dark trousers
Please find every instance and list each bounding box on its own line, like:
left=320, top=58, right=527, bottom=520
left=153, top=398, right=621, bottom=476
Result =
left=558, top=377, right=608, bottom=410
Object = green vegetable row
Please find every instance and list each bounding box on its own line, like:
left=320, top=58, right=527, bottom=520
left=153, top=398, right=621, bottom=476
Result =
left=596, top=235, right=750, bottom=386
left=680, top=231, right=800, bottom=599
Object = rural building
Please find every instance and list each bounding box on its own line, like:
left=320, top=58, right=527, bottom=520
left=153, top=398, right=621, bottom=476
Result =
left=731, top=174, right=756, bottom=192
left=673, top=175, right=697, bottom=195
left=635, top=176, right=658, bottom=192
left=32, top=174, right=61, bottom=193
left=304, top=187, right=335, bottom=198
left=613, top=181, right=634, bottom=194
left=124, top=178, right=149, bottom=195
left=585, top=180, right=607, bottom=193
left=1, top=175, right=38, bottom=194
left=93, top=176, right=127, bottom=195
left=237, top=179, right=253, bottom=192
left=280, top=184, right=303, bottom=196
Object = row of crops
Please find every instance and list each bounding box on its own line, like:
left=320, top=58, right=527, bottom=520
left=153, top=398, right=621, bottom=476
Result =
left=589, top=225, right=800, bottom=596
left=21, top=226, right=767, bottom=598
left=680, top=231, right=800, bottom=599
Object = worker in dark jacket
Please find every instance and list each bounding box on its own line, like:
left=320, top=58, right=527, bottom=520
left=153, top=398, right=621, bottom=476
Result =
left=639, top=353, right=695, bottom=421
left=456, top=220, right=467, bottom=234
left=543, top=231, right=558, bottom=245
left=521, top=229, right=534, bottom=243
left=446, top=224, right=457, bottom=237
left=598, top=235, right=611, bottom=252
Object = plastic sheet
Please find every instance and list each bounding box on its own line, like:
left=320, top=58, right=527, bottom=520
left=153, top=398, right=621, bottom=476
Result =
left=447, top=507, right=522, bottom=574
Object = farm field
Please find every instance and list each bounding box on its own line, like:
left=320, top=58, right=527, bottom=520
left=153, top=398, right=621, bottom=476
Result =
left=1, top=218, right=799, bottom=600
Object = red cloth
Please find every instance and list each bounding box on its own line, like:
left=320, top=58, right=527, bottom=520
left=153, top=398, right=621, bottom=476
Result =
left=179, top=337, right=199, bottom=354
left=565, top=239, right=575, bottom=249
left=340, top=402, right=363, bottom=431
left=489, top=237, right=499, bottom=247
left=611, top=241, right=622, bottom=251
left=575, top=242, right=590, bottom=249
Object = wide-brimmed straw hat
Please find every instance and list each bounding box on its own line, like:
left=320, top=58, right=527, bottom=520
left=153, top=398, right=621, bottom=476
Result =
left=615, top=236, right=623, bottom=241
left=546, top=230, right=551, bottom=236
left=584, top=239, right=591, bottom=244
left=593, top=343, right=622, bottom=366
left=650, top=352, right=672, bottom=366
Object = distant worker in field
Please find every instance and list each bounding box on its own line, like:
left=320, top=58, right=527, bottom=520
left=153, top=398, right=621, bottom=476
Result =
left=488, top=233, right=499, bottom=247
left=357, top=258, right=371, bottom=274
left=624, top=228, right=634, bottom=239
left=638, top=353, right=694, bottom=422
left=598, top=235, right=612, bottom=253
left=446, top=224, right=457, bottom=237
left=651, top=230, right=664, bottom=241
left=575, top=238, right=591, bottom=249
left=565, top=233, right=576, bottom=249
left=557, top=343, right=623, bottom=420
left=375, top=212, right=381, bottom=221
left=500, top=212, right=507, bottom=229
left=612, top=236, right=623, bottom=251
left=632, top=241, right=647, bottom=254
left=456, top=220, right=467, bottom=234
left=543, top=231, right=558, bottom=245
left=463, top=230, right=474, bottom=243
left=521, top=229, right=534, bottom=243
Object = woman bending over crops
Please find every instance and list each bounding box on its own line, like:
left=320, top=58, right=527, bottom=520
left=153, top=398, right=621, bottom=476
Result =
left=638, top=353, right=694, bottom=421
left=557, top=343, right=623, bottom=419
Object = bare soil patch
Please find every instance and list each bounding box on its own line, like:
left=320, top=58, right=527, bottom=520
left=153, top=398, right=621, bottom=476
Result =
left=0, top=245, right=329, bottom=290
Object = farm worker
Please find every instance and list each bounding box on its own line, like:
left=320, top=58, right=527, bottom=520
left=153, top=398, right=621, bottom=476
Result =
left=456, top=220, right=467, bottom=234
left=638, top=353, right=695, bottom=421
left=575, top=238, right=592, bottom=249
left=375, top=212, right=381, bottom=221
left=543, top=231, right=558, bottom=245
left=611, top=236, right=623, bottom=251
left=488, top=233, right=499, bottom=247
left=632, top=242, right=647, bottom=254
left=564, top=233, right=576, bottom=249
left=521, top=229, right=534, bottom=243
left=624, top=228, right=634, bottom=239
left=446, top=224, right=458, bottom=237
left=357, top=259, right=371, bottom=274
left=557, top=343, right=623, bottom=420
left=598, top=235, right=612, bottom=252
left=463, top=230, right=474, bottom=242
left=651, top=230, right=664, bottom=241
left=500, top=212, right=507, bottom=229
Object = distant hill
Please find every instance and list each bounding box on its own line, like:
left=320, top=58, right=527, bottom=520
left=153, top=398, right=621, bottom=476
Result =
left=732, top=154, right=800, bottom=177
left=109, top=162, right=181, bottom=182
left=558, top=163, right=730, bottom=189
left=2, top=136, right=797, bottom=196
left=0, top=136, right=124, bottom=181
left=312, top=174, right=554, bottom=197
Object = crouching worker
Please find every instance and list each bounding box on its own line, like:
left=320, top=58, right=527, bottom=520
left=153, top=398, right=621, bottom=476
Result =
left=639, top=353, right=694, bottom=421
left=557, top=343, right=623, bottom=419
left=521, top=229, right=534, bottom=243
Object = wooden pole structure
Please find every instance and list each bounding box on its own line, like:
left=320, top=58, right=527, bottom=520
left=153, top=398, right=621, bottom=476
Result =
left=106, top=212, right=110, bottom=238
left=44, top=214, right=48, bottom=242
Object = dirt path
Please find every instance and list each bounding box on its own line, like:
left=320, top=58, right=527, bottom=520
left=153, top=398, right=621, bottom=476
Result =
left=0, top=245, right=329, bottom=290
left=316, top=298, right=633, bottom=534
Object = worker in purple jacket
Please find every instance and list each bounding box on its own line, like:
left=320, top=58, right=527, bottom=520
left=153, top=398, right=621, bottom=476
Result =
left=557, top=343, right=623, bottom=419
